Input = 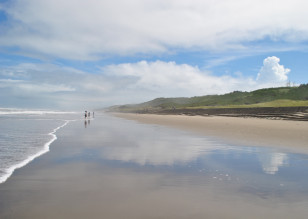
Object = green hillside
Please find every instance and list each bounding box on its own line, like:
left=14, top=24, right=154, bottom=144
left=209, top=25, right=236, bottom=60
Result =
left=108, top=84, right=308, bottom=112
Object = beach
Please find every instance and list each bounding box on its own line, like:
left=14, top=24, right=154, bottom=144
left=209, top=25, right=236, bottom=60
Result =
left=113, top=113, right=308, bottom=153
left=1, top=113, right=308, bottom=219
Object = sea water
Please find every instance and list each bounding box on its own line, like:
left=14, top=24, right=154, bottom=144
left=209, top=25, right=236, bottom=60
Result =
left=0, top=108, right=79, bottom=183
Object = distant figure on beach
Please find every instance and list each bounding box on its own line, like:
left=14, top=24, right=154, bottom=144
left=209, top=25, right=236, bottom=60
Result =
left=85, top=111, right=87, bottom=119
left=93, top=111, right=94, bottom=118
left=88, top=112, right=91, bottom=118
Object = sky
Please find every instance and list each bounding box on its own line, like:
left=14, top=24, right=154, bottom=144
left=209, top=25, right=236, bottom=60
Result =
left=0, top=0, right=308, bottom=110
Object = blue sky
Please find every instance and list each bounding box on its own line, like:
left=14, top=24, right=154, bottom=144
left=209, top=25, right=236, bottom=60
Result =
left=0, top=0, right=308, bottom=110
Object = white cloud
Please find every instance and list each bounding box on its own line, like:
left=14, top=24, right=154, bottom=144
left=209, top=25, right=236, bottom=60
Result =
left=257, top=56, right=290, bottom=85
left=0, top=78, right=74, bottom=92
left=0, top=63, right=113, bottom=109
left=102, top=58, right=291, bottom=102
left=18, top=83, right=75, bottom=93
left=103, top=60, right=257, bottom=97
left=0, top=0, right=308, bottom=59
left=0, top=57, right=291, bottom=109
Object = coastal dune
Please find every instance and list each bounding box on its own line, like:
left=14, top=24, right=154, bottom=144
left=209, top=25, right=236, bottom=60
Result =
left=113, top=113, right=308, bottom=152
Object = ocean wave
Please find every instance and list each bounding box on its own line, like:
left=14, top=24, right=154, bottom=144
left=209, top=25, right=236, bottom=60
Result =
left=0, top=120, right=70, bottom=184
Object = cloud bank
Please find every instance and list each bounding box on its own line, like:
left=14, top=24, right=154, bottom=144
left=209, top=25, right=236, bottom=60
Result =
left=0, top=0, right=308, bottom=59
left=0, top=1, right=301, bottom=109
left=0, top=56, right=290, bottom=109
left=104, top=60, right=257, bottom=97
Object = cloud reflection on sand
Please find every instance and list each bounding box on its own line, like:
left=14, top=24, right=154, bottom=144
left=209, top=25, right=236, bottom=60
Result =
left=102, top=136, right=227, bottom=166
left=102, top=137, right=289, bottom=175
left=90, top=116, right=291, bottom=176
left=258, top=152, right=289, bottom=175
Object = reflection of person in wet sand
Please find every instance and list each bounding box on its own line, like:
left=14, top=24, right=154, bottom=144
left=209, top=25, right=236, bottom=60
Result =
left=84, top=111, right=93, bottom=128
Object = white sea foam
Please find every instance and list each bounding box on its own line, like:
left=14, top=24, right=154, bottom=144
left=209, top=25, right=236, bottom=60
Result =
left=0, top=120, right=70, bottom=184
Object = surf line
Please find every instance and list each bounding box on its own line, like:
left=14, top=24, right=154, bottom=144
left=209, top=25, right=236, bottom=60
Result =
left=0, top=120, right=71, bottom=184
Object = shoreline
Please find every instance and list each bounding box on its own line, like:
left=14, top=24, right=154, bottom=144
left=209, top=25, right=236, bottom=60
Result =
left=0, top=120, right=70, bottom=184
left=113, top=113, right=308, bottom=153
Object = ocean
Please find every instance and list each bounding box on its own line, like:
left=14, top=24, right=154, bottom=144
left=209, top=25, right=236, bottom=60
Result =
left=0, top=108, right=80, bottom=184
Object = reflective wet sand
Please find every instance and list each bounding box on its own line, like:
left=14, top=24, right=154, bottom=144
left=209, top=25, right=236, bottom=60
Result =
left=0, top=114, right=308, bottom=218
left=113, top=113, right=308, bottom=152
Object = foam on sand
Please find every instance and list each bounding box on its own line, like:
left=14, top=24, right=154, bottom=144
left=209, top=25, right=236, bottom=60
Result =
left=0, top=120, right=70, bottom=184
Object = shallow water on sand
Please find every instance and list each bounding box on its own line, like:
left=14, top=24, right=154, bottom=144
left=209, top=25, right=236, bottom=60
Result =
left=87, top=114, right=308, bottom=182
left=1, top=113, right=308, bottom=218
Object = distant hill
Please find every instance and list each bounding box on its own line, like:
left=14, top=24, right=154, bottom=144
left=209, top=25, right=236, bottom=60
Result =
left=107, top=84, right=308, bottom=113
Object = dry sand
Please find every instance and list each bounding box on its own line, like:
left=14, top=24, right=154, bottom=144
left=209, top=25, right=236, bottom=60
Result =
left=113, top=113, right=308, bottom=153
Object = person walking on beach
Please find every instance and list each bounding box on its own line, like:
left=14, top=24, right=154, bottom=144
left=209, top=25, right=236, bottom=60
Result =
left=85, top=111, right=87, bottom=119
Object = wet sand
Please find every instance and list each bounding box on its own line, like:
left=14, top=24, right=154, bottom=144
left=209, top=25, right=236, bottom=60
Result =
left=113, top=113, right=308, bottom=153
left=1, top=114, right=308, bottom=219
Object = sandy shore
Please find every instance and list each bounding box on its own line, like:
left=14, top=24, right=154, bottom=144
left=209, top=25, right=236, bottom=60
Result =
left=1, top=114, right=308, bottom=218
left=113, top=113, right=308, bottom=153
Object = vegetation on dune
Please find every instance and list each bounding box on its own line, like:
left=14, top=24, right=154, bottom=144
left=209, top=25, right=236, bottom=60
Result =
left=107, top=84, right=308, bottom=112
left=186, top=100, right=308, bottom=109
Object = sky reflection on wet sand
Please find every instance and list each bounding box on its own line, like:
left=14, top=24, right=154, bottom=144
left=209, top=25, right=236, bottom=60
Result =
left=70, top=114, right=308, bottom=203
left=1, top=113, right=308, bottom=218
